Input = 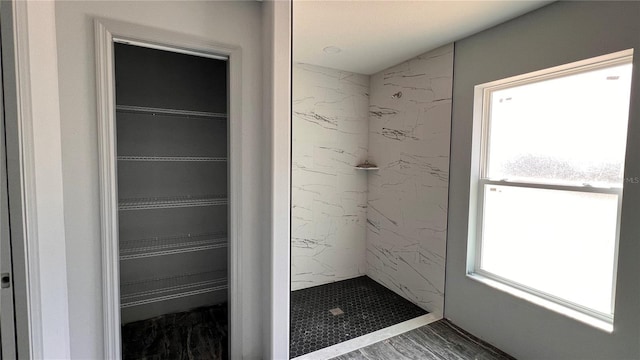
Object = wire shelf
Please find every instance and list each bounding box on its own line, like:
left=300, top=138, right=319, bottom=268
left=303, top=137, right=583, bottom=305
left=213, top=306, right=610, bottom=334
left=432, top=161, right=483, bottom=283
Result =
left=116, top=104, right=227, bottom=119
left=118, top=195, right=228, bottom=211
left=117, top=156, right=227, bottom=162
left=120, top=271, right=227, bottom=308
left=120, top=232, right=228, bottom=260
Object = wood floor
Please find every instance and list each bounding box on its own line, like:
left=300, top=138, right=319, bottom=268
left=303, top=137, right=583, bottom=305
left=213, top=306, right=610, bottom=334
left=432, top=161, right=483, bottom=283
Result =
left=121, top=304, right=227, bottom=360
left=331, top=319, right=515, bottom=360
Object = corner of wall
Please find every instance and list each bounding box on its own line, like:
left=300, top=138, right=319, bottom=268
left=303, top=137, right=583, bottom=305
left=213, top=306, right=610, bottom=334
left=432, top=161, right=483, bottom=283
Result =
left=12, top=0, right=71, bottom=358
left=262, top=1, right=292, bottom=359
left=365, top=43, right=454, bottom=316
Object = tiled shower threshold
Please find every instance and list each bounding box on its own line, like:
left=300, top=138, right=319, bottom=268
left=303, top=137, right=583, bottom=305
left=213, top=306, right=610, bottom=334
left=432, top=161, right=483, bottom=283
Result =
left=291, top=313, right=441, bottom=360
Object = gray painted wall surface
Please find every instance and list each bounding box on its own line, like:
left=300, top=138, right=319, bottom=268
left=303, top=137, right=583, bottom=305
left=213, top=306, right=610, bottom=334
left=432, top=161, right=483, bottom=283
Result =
left=291, top=64, right=369, bottom=290
left=446, top=2, right=640, bottom=359
left=54, top=2, right=264, bottom=358
left=367, top=44, right=453, bottom=315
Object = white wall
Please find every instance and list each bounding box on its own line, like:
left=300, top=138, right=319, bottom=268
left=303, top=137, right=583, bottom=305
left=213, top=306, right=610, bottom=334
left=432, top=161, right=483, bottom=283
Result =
left=366, top=44, right=453, bottom=315
left=291, top=63, right=369, bottom=290
left=3, top=1, right=71, bottom=358
left=262, top=1, right=291, bottom=358
left=25, top=2, right=71, bottom=356
left=54, top=1, right=264, bottom=358
left=446, top=2, right=640, bottom=359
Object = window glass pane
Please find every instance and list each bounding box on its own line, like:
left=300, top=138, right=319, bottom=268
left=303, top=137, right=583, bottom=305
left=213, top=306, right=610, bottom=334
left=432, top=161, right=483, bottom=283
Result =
left=487, top=63, right=633, bottom=187
left=481, top=185, right=618, bottom=315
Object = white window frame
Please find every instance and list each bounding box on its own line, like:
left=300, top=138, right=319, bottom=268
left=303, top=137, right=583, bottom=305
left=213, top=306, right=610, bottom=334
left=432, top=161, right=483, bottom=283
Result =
left=468, top=49, right=634, bottom=328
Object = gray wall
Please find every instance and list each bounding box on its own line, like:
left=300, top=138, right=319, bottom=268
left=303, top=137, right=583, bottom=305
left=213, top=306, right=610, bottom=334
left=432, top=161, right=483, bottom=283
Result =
left=446, top=2, right=640, bottom=359
left=367, top=44, right=453, bottom=315
left=291, top=63, right=369, bottom=290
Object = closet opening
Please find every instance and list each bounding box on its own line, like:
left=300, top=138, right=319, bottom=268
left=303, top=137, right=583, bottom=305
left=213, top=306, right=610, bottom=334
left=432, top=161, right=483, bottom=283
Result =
left=113, top=41, right=230, bottom=359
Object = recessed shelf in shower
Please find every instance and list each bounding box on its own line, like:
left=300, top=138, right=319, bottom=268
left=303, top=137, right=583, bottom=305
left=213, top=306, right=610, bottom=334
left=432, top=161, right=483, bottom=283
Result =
left=355, top=160, right=379, bottom=170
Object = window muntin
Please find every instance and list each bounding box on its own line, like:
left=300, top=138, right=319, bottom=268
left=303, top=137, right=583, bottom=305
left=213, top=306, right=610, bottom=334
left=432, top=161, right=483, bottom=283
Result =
left=472, top=51, right=633, bottom=323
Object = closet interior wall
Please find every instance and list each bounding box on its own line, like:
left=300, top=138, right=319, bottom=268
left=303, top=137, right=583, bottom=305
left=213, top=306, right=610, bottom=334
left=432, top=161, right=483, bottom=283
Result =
left=114, top=43, right=229, bottom=324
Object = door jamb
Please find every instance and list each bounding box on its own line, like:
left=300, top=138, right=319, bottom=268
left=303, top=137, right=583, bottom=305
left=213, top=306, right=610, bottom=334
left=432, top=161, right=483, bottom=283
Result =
left=0, top=1, right=51, bottom=358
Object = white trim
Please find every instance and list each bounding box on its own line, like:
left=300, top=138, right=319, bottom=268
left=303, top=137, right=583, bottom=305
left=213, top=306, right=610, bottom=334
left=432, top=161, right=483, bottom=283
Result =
left=291, top=314, right=441, bottom=360
left=227, top=31, right=244, bottom=360
left=94, top=18, right=243, bottom=359
left=468, top=49, right=634, bottom=331
left=94, top=20, right=121, bottom=360
left=262, top=1, right=292, bottom=358
left=4, top=1, right=73, bottom=357
left=10, top=1, right=41, bottom=357
left=478, top=179, right=623, bottom=194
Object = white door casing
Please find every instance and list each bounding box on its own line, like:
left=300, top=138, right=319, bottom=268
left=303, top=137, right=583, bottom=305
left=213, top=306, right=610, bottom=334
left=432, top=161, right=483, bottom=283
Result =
left=94, top=18, right=244, bottom=359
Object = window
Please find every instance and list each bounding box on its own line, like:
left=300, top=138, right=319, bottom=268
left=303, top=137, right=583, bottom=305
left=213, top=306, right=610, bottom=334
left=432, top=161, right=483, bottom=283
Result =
left=469, top=50, right=634, bottom=326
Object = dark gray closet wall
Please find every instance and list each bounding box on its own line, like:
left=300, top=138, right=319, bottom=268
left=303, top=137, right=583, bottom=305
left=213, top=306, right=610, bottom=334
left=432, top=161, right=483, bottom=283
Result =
left=114, top=43, right=229, bottom=324
left=115, top=43, right=227, bottom=112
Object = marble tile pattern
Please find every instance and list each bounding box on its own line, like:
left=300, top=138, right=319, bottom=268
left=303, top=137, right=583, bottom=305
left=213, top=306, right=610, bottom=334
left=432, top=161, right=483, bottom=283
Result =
left=292, top=64, right=370, bottom=290
left=290, top=276, right=427, bottom=357
left=366, top=44, right=454, bottom=315
left=331, top=319, right=515, bottom=360
left=121, top=303, right=227, bottom=359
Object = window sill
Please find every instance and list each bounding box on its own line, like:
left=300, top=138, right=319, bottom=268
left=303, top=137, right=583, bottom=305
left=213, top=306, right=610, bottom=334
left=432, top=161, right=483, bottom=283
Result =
left=466, top=273, right=614, bottom=333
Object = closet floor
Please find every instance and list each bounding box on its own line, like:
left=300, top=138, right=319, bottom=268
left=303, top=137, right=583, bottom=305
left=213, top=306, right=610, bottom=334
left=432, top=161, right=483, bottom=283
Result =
left=290, top=276, right=427, bottom=358
left=121, top=303, right=227, bottom=360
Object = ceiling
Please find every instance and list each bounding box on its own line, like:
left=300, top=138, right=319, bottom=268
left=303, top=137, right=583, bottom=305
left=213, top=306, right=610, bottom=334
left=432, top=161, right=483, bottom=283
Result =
left=294, top=0, right=553, bottom=75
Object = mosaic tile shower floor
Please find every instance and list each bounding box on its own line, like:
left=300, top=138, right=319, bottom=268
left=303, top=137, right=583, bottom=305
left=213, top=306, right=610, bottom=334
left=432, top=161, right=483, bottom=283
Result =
left=290, top=276, right=427, bottom=358
left=121, top=303, right=227, bottom=360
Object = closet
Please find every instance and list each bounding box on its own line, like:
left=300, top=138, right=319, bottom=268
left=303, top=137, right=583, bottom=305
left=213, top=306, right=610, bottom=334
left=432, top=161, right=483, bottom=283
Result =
left=114, top=42, right=229, bottom=357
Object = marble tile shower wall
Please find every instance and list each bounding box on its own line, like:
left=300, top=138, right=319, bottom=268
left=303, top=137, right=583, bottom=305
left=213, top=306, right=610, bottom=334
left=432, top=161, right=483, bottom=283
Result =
left=291, top=64, right=370, bottom=291
left=366, top=44, right=454, bottom=315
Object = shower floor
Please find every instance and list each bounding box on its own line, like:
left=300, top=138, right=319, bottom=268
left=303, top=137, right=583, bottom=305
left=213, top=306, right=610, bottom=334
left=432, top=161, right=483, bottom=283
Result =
left=290, top=276, right=427, bottom=358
